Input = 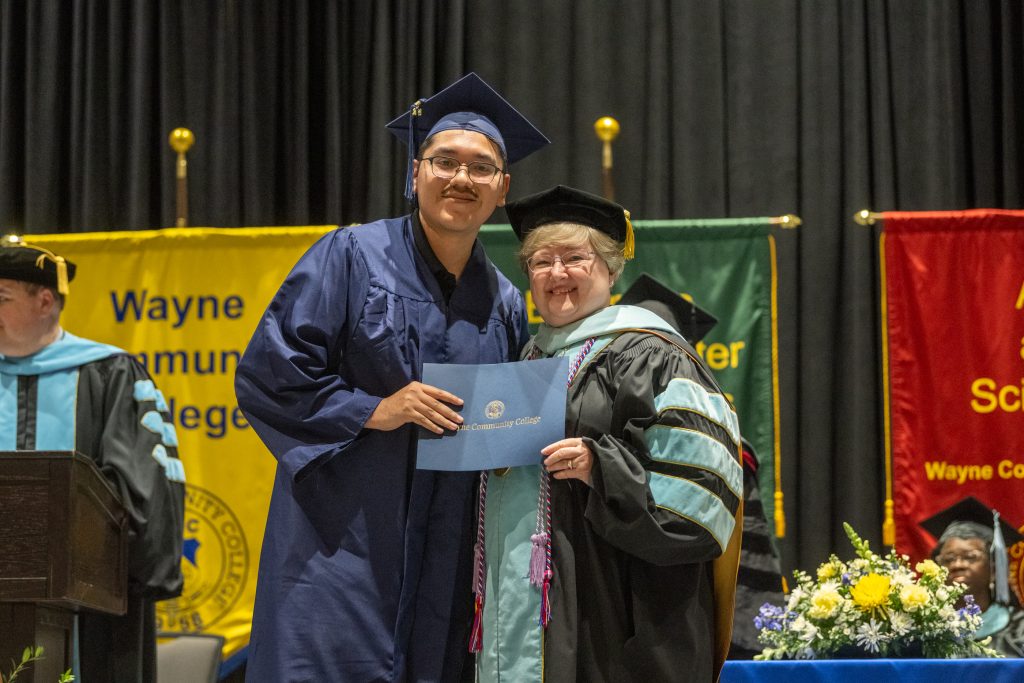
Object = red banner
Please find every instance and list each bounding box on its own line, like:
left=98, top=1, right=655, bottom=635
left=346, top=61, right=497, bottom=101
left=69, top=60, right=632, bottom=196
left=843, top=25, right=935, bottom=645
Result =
left=883, top=209, right=1024, bottom=598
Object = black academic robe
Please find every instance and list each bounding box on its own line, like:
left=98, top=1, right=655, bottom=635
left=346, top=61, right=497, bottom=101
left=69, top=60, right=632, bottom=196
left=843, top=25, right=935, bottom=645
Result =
left=480, top=306, right=743, bottom=683
left=728, top=444, right=785, bottom=659
left=235, top=217, right=528, bottom=683
left=0, top=334, right=185, bottom=682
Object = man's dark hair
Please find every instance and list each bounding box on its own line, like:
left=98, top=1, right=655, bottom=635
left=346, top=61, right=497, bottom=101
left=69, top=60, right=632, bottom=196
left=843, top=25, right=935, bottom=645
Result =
left=417, top=134, right=508, bottom=170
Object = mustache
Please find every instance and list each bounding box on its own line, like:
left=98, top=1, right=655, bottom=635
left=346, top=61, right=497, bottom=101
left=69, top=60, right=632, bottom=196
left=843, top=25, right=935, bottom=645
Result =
left=442, top=185, right=477, bottom=200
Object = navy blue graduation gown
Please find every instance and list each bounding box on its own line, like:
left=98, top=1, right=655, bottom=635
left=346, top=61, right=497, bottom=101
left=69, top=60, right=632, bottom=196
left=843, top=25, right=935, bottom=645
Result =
left=235, top=216, right=528, bottom=683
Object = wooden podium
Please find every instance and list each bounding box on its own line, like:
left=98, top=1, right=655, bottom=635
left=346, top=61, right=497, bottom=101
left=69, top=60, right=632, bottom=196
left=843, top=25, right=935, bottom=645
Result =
left=0, top=451, right=128, bottom=682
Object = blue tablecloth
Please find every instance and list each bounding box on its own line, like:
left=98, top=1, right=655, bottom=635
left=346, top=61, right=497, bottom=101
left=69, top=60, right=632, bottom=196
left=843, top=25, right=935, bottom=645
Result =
left=721, top=658, right=1024, bottom=682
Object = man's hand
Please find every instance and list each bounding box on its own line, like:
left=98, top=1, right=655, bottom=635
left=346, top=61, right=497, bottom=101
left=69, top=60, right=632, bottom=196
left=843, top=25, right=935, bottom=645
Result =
left=365, top=381, right=464, bottom=434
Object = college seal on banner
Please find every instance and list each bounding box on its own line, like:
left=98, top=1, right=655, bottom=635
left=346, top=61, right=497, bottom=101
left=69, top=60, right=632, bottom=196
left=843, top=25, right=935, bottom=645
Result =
left=156, top=484, right=250, bottom=632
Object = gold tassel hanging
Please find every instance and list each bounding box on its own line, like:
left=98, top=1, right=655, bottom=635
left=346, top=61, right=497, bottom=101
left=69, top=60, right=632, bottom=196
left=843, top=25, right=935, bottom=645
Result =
left=882, top=498, right=895, bottom=546
left=774, top=491, right=786, bottom=538
left=32, top=249, right=70, bottom=295
left=55, top=258, right=69, bottom=295
left=622, top=210, right=635, bottom=259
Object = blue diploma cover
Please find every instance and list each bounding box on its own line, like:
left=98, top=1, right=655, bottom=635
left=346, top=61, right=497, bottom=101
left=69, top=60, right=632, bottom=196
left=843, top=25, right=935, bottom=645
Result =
left=416, top=357, right=569, bottom=471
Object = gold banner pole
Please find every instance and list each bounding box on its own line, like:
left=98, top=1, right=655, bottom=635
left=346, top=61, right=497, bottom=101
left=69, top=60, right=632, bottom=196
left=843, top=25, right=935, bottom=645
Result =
left=854, top=209, right=884, bottom=226
left=594, top=117, right=620, bottom=201
left=169, top=128, right=195, bottom=227
left=769, top=214, right=802, bottom=228
left=860, top=207, right=896, bottom=544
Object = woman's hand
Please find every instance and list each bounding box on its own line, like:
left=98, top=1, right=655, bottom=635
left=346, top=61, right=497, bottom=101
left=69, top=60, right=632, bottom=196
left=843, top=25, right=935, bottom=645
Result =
left=542, top=437, right=593, bottom=486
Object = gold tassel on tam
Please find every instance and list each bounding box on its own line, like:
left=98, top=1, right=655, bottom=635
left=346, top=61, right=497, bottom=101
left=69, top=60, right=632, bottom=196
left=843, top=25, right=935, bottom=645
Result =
left=33, top=251, right=70, bottom=295
left=622, top=210, right=635, bottom=259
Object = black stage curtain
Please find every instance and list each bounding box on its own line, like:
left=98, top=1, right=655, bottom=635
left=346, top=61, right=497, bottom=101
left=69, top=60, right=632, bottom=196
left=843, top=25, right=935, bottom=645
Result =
left=1, top=0, right=1022, bottom=573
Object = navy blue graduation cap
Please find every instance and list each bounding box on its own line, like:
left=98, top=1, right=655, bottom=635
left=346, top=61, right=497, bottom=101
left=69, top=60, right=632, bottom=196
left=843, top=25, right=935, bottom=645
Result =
left=618, top=273, right=717, bottom=343
left=505, top=185, right=635, bottom=258
left=0, top=235, right=75, bottom=295
left=386, top=73, right=550, bottom=200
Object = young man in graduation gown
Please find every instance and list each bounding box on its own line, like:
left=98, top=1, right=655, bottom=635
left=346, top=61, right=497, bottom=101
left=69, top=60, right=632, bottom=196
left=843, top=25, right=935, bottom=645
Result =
left=0, top=238, right=185, bottom=681
left=234, top=73, right=548, bottom=682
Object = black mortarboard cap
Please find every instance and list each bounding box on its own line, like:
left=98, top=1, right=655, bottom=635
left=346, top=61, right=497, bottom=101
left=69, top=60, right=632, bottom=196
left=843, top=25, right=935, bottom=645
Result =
left=920, top=495, right=1023, bottom=604
left=919, top=495, right=1023, bottom=546
left=0, top=235, right=75, bottom=294
left=386, top=73, right=550, bottom=200
left=618, top=273, right=717, bottom=342
left=505, top=185, right=635, bottom=258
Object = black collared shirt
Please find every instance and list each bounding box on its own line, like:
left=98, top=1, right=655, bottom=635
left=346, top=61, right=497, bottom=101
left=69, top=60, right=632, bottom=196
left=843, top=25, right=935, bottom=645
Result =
left=412, top=213, right=458, bottom=304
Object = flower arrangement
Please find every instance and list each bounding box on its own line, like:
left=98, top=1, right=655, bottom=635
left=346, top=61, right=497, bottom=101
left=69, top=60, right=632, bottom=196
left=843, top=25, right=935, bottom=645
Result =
left=755, top=523, right=1001, bottom=660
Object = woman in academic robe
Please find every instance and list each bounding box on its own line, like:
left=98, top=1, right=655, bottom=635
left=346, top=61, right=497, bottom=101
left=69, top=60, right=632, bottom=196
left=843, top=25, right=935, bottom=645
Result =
left=471, top=186, right=744, bottom=682
left=923, top=496, right=1024, bottom=657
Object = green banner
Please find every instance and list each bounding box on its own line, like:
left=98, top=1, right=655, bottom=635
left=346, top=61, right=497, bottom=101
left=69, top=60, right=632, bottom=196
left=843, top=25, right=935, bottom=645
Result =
left=480, top=219, right=783, bottom=535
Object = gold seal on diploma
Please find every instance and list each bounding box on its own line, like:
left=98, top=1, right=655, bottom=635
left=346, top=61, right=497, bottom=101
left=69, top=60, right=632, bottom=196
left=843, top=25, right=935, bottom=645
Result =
left=485, top=400, right=506, bottom=419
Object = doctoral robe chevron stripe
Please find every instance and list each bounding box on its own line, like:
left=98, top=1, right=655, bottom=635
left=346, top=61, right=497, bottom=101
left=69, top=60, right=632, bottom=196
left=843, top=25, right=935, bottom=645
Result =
left=644, top=426, right=743, bottom=498
left=653, top=377, right=740, bottom=443
left=648, top=471, right=736, bottom=550
left=642, top=372, right=742, bottom=550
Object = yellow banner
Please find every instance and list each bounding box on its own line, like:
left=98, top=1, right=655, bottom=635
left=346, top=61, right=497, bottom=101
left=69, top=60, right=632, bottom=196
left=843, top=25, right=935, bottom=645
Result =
left=35, top=226, right=335, bottom=660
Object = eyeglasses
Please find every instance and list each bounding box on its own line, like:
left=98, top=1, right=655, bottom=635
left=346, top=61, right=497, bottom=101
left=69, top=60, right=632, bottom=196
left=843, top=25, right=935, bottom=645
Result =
left=526, top=250, right=596, bottom=275
left=421, top=156, right=504, bottom=184
left=936, top=551, right=986, bottom=566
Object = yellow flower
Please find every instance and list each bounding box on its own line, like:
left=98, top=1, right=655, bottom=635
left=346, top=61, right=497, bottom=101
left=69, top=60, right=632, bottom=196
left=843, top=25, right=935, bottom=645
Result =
left=915, top=559, right=942, bottom=580
left=850, top=573, right=891, bottom=610
left=817, top=563, right=839, bottom=581
left=808, top=587, right=843, bottom=619
left=899, top=584, right=929, bottom=612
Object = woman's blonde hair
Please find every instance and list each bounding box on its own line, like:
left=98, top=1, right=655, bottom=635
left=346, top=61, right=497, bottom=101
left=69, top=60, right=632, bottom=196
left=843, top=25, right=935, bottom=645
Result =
left=517, top=222, right=626, bottom=279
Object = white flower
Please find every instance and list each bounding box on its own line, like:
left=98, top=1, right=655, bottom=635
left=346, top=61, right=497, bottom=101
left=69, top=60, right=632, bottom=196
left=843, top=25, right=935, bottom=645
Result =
left=849, top=559, right=870, bottom=573
left=962, top=612, right=982, bottom=631
left=890, top=573, right=912, bottom=590
left=889, top=611, right=913, bottom=636
left=854, top=618, right=886, bottom=653
left=791, top=615, right=819, bottom=641
left=935, top=587, right=949, bottom=602
left=788, top=588, right=806, bottom=610
left=895, top=566, right=918, bottom=585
